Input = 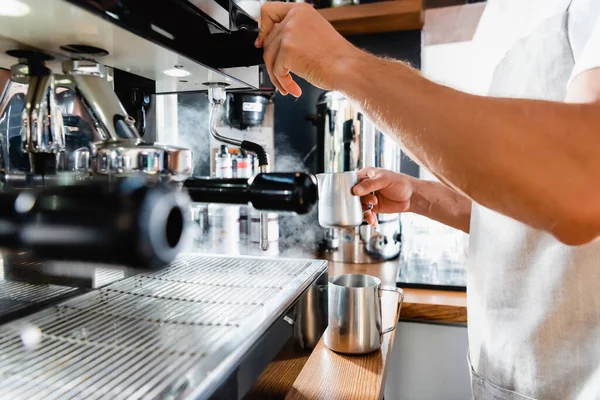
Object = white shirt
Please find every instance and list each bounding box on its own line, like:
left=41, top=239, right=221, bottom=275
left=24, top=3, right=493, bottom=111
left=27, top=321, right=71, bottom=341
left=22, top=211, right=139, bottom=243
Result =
left=466, top=1, right=600, bottom=399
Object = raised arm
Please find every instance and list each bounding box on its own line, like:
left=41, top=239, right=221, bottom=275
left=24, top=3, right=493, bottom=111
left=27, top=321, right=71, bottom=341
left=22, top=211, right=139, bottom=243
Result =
left=256, top=3, right=600, bottom=245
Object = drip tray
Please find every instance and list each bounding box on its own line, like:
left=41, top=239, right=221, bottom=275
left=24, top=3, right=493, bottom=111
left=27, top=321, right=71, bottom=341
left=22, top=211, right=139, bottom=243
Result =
left=0, top=280, right=81, bottom=323
left=0, top=253, right=327, bottom=400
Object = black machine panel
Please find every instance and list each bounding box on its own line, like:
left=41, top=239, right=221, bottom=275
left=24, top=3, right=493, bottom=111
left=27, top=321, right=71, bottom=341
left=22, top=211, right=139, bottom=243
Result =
left=65, top=0, right=264, bottom=70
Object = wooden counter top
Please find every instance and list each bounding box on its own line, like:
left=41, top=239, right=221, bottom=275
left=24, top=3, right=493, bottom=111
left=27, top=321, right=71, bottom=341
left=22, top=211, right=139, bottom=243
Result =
left=245, top=259, right=467, bottom=400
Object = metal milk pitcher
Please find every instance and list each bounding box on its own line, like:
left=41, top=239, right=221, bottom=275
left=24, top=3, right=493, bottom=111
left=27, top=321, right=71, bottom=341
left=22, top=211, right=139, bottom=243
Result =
left=324, top=274, right=404, bottom=354
left=316, top=171, right=364, bottom=229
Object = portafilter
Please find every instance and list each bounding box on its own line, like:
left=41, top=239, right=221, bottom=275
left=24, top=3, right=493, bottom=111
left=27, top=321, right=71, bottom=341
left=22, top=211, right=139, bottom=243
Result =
left=0, top=176, right=190, bottom=269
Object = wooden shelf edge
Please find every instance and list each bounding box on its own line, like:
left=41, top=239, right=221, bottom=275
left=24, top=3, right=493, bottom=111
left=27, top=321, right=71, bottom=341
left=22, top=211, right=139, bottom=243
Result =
left=318, top=0, right=424, bottom=36
left=401, top=302, right=467, bottom=324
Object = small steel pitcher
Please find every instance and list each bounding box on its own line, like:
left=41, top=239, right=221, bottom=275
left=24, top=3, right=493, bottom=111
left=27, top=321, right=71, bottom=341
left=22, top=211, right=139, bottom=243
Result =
left=316, top=171, right=365, bottom=229
left=324, top=273, right=404, bottom=354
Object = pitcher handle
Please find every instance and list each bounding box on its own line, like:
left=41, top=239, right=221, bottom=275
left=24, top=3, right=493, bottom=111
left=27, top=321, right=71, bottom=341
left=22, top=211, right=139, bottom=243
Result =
left=380, top=286, right=404, bottom=335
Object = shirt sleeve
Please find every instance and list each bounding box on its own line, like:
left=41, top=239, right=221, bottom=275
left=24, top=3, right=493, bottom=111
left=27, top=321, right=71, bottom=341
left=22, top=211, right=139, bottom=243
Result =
left=568, top=14, right=600, bottom=87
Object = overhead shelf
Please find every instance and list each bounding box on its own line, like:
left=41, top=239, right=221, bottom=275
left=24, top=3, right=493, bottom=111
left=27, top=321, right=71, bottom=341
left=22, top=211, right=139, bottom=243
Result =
left=318, top=0, right=424, bottom=36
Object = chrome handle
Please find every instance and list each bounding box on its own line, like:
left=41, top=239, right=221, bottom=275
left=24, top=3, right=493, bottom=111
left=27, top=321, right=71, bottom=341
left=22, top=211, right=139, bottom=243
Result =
left=380, top=286, right=404, bottom=335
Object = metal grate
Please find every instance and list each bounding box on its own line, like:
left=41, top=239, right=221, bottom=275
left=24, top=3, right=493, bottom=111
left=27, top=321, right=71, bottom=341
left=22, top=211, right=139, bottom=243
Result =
left=0, top=280, right=79, bottom=320
left=0, top=254, right=126, bottom=289
left=0, top=253, right=326, bottom=400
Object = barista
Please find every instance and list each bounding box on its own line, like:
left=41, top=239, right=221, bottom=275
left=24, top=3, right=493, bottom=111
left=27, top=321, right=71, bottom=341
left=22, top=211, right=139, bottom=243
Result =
left=255, top=1, right=600, bottom=399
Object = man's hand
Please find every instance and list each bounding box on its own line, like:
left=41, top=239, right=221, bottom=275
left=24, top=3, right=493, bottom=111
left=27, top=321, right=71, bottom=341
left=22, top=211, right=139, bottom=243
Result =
left=353, top=167, right=473, bottom=233
left=352, top=168, right=415, bottom=227
left=254, top=2, right=361, bottom=97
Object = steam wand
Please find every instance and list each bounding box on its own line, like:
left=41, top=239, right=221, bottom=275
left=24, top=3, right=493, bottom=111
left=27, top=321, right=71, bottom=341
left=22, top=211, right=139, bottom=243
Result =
left=206, top=83, right=271, bottom=251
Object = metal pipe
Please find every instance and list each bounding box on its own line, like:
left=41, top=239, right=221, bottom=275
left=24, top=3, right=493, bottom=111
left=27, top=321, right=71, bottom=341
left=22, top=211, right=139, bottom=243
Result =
left=259, top=164, right=270, bottom=251
left=208, top=100, right=242, bottom=147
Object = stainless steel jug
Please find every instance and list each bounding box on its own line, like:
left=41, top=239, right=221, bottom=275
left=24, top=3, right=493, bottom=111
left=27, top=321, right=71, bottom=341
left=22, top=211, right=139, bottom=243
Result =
left=324, top=274, right=404, bottom=354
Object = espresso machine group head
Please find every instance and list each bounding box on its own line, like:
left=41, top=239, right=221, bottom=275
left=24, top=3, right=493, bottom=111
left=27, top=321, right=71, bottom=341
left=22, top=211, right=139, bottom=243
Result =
left=1, top=48, right=193, bottom=185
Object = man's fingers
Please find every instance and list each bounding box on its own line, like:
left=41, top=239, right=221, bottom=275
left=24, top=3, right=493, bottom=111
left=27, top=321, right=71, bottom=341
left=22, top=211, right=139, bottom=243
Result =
left=357, top=167, right=379, bottom=179
left=262, top=20, right=284, bottom=51
left=273, top=52, right=302, bottom=97
left=360, top=194, right=378, bottom=210
left=353, top=176, right=387, bottom=196
left=262, top=22, right=289, bottom=95
left=364, top=211, right=378, bottom=227
left=255, top=2, right=297, bottom=47
left=262, top=34, right=288, bottom=95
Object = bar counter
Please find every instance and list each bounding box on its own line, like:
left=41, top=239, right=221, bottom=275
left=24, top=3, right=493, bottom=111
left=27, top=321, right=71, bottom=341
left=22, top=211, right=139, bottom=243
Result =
left=244, top=258, right=467, bottom=400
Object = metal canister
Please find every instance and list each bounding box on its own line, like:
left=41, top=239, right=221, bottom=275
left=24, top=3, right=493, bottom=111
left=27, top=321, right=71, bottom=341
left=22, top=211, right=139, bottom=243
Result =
left=208, top=204, right=240, bottom=254
left=189, top=204, right=208, bottom=231
left=236, top=149, right=253, bottom=179
left=215, top=144, right=232, bottom=178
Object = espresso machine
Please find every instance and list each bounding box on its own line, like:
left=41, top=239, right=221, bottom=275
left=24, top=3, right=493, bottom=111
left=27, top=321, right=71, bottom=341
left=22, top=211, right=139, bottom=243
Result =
left=312, top=91, right=403, bottom=263
left=0, top=1, right=327, bottom=399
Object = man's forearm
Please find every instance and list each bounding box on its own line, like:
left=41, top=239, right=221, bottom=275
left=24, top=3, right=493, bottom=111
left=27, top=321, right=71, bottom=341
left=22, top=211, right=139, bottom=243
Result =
left=336, top=51, right=600, bottom=245
left=410, top=179, right=472, bottom=234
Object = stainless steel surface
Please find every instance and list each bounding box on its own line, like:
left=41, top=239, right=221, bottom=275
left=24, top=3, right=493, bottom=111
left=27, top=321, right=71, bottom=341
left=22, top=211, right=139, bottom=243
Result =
left=0, top=253, right=327, bottom=399
left=21, top=71, right=64, bottom=155
left=324, top=273, right=403, bottom=354
left=0, top=280, right=79, bottom=320
left=317, top=91, right=361, bottom=173
left=316, top=171, right=363, bottom=228
left=0, top=80, right=28, bottom=173
left=64, top=60, right=140, bottom=143
left=323, top=228, right=390, bottom=264
left=187, top=0, right=233, bottom=30
left=1, top=252, right=127, bottom=289
left=71, top=147, right=90, bottom=172
left=92, top=142, right=193, bottom=181
left=292, top=270, right=328, bottom=349
left=362, top=220, right=401, bottom=260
